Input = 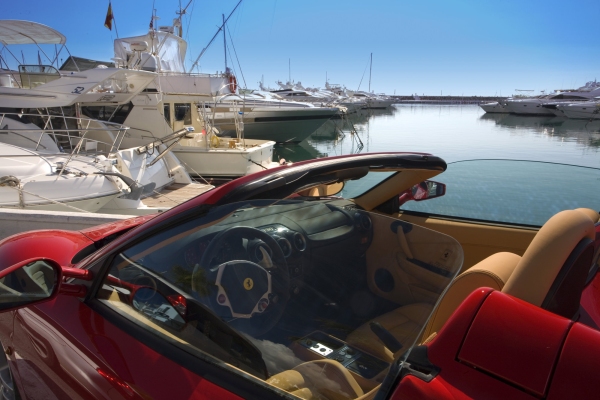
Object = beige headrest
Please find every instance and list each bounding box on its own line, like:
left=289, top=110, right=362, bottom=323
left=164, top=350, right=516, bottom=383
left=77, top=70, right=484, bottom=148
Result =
left=575, top=208, right=600, bottom=223
left=421, top=251, right=521, bottom=340
left=502, top=210, right=595, bottom=307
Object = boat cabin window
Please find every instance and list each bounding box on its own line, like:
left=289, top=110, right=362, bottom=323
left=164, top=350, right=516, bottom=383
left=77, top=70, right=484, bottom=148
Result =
left=81, top=103, right=133, bottom=125
left=551, top=94, right=590, bottom=100
left=18, top=65, right=60, bottom=88
left=174, top=103, right=192, bottom=124
left=163, top=104, right=171, bottom=126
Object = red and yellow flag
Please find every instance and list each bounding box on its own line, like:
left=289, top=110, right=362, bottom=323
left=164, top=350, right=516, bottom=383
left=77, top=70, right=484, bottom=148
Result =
left=104, top=2, right=114, bottom=30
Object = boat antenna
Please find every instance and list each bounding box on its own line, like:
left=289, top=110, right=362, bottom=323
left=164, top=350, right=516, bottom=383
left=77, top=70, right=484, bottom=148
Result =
left=289, top=58, right=291, bottom=83
left=223, top=14, right=227, bottom=70
left=368, top=52, right=372, bottom=93
left=176, top=0, right=193, bottom=36
left=188, top=0, right=243, bottom=72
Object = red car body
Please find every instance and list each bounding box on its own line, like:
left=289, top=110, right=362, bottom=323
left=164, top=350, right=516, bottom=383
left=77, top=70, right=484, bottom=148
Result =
left=0, top=152, right=598, bottom=400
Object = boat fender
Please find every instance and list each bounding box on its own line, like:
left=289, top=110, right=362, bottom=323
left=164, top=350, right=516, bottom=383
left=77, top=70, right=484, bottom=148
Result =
left=211, top=135, right=220, bottom=148
left=0, top=176, right=19, bottom=187
left=0, top=176, right=24, bottom=207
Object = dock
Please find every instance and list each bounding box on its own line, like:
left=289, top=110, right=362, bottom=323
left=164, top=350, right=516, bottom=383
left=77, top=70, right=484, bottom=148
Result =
left=143, top=182, right=214, bottom=208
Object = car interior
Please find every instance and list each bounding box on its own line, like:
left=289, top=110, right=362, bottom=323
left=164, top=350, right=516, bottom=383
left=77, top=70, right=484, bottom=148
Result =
left=93, top=165, right=600, bottom=400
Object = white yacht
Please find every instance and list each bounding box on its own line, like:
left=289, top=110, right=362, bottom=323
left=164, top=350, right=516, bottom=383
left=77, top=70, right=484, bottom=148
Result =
left=109, top=20, right=338, bottom=147
left=555, top=100, right=600, bottom=120
left=208, top=91, right=340, bottom=144
left=504, top=82, right=600, bottom=115
left=0, top=141, right=123, bottom=212
left=0, top=20, right=212, bottom=213
left=320, top=62, right=393, bottom=109
left=0, top=108, right=211, bottom=214
left=270, top=83, right=362, bottom=115
left=479, top=101, right=509, bottom=113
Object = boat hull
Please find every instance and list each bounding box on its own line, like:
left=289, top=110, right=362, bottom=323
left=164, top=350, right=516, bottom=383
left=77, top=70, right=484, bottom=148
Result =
left=480, top=102, right=508, bottom=113
left=172, top=139, right=277, bottom=178
left=558, top=103, right=600, bottom=120
left=0, top=177, right=120, bottom=212
left=215, top=107, right=338, bottom=143
left=504, top=100, right=556, bottom=115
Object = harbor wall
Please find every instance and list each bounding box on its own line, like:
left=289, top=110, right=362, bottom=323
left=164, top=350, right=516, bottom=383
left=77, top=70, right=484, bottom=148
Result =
left=0, top=209, right=134, bottom=240
left=391, top=95, right=506, bottom=104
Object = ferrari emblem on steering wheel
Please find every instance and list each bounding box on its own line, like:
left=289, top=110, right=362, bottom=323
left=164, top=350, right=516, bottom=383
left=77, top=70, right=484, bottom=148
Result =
left=243, top=278, right=254, bottom=290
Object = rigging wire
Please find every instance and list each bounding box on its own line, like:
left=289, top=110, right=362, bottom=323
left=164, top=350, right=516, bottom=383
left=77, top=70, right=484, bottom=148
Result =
left=356, top=56, right=370, bottom=91
left=226, top=25, right=247, bottom=89
left=184, top=0, right=196, bottom=59
left=188, top=0, right=243, bottom=72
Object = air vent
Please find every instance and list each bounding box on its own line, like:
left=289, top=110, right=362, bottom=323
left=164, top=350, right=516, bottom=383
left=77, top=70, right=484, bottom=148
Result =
left=293, top=232, right=307, bottom=252
left=276, top=237, right=292, bottom=258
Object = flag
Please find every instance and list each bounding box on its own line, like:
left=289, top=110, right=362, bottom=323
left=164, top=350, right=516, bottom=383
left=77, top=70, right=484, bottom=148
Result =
left=104, top=2, right=113, bottom=31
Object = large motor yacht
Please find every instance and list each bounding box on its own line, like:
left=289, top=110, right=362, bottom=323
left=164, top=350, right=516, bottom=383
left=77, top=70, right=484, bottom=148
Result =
left=504, top=81, right=600, bottom=115
left=0, top=20, right=212, bottom=214
left=554, top=99, right=600, bottom=120
left=107, top=20, right=338, bottom=147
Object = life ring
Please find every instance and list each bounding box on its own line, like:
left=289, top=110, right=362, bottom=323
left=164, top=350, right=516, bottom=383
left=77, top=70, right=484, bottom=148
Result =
left=228, top=74, right=237, bottom=93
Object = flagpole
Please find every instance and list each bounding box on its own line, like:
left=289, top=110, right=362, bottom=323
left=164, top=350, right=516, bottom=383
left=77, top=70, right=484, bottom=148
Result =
left=104, top=1, right=119, bottom=38
left=113, top=16, right=120, bottom=38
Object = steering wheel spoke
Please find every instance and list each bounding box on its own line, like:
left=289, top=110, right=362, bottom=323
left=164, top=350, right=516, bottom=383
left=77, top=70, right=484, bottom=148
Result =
left=192, top=226, right=290, bottom=335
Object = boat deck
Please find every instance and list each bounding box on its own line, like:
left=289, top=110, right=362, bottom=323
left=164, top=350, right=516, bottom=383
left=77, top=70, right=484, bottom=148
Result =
left=142, top=183, right=214, bottom=208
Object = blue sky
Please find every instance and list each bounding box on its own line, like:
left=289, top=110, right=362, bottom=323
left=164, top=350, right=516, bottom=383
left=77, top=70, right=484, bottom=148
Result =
left=2, top=0, right=599, bottom=96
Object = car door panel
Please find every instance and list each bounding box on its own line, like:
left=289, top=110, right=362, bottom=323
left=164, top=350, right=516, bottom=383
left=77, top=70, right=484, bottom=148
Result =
left=366, top=213, right=462, bottom=305
left=9, top=294, right=243, bottom=400
left=13, top=299, right=127, bottom=400
left=398, top=213, right=537, bottom=271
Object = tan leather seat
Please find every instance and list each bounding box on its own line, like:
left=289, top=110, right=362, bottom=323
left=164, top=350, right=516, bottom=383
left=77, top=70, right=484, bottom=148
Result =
left=576, top=207, right=600, bottom=223
left=267, top=359, right=364, bottom=400
left=346, top=209, right=596, bottom=363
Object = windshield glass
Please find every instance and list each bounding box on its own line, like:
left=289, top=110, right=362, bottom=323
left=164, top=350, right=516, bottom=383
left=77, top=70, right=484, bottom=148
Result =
left=401, top=160, right=600, bottom=227
left=341, top=171, right=397, bottom=198
left=97, top=199, right=463, bottom=398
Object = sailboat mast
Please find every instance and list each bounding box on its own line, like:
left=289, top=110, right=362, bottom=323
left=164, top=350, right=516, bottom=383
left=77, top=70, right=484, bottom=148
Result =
left=188, top=0, right=242, bottom=72
left=368, top=53, right=372, bottom=93
left=223, top=14, right=227, bottom=71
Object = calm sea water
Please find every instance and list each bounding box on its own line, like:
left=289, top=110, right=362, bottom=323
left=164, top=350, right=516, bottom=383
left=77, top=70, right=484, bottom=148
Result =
left=274, top=105, right=600, bottom=168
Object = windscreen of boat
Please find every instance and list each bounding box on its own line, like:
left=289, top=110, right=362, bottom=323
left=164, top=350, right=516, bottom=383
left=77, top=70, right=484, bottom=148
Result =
left=97, top=199, right=463, bottom=398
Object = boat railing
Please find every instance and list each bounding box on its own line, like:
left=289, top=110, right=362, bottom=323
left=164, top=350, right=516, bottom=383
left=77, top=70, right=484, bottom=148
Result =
left=0, top=111, right=128, bottom=157
left=157, top=71, right=226, bottom=79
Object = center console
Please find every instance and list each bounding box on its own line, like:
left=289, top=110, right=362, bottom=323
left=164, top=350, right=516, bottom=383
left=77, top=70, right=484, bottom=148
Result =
left=290, top=331, right=389, bottom=390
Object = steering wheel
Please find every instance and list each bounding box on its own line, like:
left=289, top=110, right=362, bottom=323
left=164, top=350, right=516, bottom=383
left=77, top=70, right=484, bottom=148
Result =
left=192, top=226, right=290, bottom=336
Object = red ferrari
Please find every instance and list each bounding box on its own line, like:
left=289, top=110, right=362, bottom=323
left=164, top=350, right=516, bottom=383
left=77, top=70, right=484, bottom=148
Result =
left=0, top=153, right=598, bottom=400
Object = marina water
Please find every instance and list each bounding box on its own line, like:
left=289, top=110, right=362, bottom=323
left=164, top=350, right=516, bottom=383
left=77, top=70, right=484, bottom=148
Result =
left=275, top=104, right=600, bottom=168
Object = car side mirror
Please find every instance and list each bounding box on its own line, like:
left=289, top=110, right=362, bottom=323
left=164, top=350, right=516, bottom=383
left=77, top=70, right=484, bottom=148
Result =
left=399, top=180, right=446, bottom=206
left=0, top=258, right=62, bottom=312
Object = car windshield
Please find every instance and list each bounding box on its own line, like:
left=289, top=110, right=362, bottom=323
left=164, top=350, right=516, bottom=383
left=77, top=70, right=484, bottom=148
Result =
left=401, top=160, right=600, bottom=227
left=97, top=198, right=463, bottom=398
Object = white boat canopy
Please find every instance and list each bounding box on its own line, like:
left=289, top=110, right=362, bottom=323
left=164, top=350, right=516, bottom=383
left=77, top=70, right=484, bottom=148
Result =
left=0, top=20, right=66, bottom=45
left=114, top=30, right=187, bottom=73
